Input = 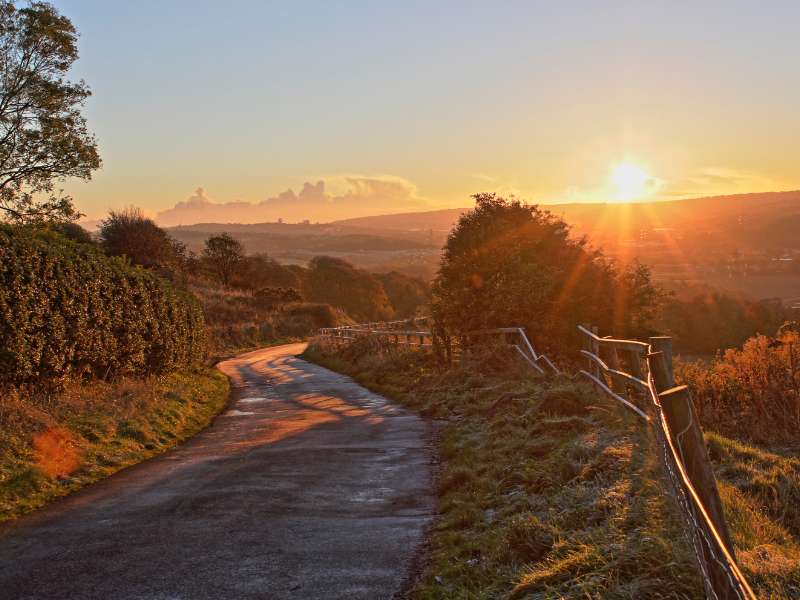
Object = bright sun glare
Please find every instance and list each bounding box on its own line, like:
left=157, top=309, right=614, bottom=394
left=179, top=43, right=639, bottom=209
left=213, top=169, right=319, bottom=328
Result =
left=611, top=162, right=651, bottom=202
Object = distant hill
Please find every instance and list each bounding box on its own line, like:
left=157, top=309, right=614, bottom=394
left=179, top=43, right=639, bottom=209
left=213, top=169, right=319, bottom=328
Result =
left=165, top=191, right=800, bottom=298
left=333, top=190, right=800, bottom=252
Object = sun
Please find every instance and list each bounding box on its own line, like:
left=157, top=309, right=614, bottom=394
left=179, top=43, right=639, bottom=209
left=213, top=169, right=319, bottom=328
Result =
left=610, top=162, right=651, bottom=202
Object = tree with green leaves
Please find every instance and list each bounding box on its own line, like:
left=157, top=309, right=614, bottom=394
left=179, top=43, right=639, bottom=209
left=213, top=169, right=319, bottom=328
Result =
left=304, top=256, right=394, bottom=322
left=99, top=207, right=185, bottom=269
left=202, top=233, right=245, bottom=287
left=433, top=193, right=662, bottom=353
left=0, top=1, right=100, bottom=223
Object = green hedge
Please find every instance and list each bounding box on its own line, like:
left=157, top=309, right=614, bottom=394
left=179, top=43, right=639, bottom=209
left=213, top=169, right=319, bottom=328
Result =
left=0, top=225, right=205, bottom=388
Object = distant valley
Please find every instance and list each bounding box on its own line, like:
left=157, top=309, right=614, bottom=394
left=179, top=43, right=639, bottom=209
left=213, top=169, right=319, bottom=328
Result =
left=168, top=190, right=800, bottom=303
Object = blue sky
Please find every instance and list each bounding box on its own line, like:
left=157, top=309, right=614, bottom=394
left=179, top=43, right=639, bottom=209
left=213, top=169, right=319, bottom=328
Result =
left=52, top=1, right=800, bottom=222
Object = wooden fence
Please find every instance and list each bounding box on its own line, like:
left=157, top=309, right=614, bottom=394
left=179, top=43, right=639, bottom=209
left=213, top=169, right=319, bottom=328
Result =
left=317, top=318, right=756, bottom=598
left=318, top=320, right=559, bottom=375
left=577, top=324, right=756, bottom=600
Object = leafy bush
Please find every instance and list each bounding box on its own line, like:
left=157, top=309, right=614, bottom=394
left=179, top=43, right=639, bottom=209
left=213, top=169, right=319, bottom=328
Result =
left=0, top=225, right=205, bottom=388
left=233, top=255, right=300, bottom=291
left=676, top=327, right=800, bottom=444
left=303, top=255, right=394, bottom=321
left=375, top=271, right=431, bottom=317
left=253, top=286, right=303, bottom=310
left=99, top=208, right=186, bottom=269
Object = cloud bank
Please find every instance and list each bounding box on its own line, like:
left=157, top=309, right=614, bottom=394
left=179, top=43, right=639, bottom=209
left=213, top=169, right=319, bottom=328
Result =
left=156, top=176, right=429, bottom=226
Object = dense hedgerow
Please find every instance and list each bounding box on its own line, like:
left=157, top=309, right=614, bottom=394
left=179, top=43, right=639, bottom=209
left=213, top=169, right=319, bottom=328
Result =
left=0, top=225, right=205, bottom=388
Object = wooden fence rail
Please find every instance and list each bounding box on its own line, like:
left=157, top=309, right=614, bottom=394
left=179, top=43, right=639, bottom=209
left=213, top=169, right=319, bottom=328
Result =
left=318, top=320, right=559, bottom=375
left=317, top=318, right=754, bottom=598
left=577, top=325, right=755, bottom=600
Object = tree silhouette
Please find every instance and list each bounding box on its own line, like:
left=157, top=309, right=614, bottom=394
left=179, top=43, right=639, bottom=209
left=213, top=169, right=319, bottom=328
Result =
left=0, top=2, right=100, bottom=223
left=202, top=233, right=244, bottom=287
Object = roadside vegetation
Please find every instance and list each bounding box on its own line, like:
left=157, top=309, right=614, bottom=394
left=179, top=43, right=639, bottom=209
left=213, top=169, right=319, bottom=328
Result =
left=306, top=194, right=800, bottom=597
left=675, top=323, right=800, bottom=446
left=0, top=367, right=228, bottom=521
left=305, top=337, right=702, bottom=598
left=304, top=337, right=800, bottom=598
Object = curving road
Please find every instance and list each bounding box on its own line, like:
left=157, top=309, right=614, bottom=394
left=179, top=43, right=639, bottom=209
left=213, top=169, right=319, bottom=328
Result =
left=0, top=343, right=434, bottom=599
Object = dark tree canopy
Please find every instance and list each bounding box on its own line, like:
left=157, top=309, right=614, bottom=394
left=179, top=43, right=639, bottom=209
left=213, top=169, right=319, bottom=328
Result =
left=99, top=208, right=184, bottom=269
left=376, top=271, right=430, bottom=318
left=433, top=193, right=662, bottom=352
left=303, top=256, right=394, bottom=322
left=202, top=233, right=245, bottom=287
left=232, top=254, right=300, bottom=291
left=0, top=2, right=100, bottom=223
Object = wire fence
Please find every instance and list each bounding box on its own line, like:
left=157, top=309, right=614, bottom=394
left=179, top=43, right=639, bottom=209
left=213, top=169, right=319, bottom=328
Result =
left=577, top=324, right=756, bottom=600
left=316, top=318, right=757, bottom=598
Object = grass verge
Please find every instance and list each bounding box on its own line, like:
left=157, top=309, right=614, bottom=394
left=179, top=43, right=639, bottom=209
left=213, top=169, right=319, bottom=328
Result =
left=0, top=366, right=229, bottom=522
left=707, top=433, right=800, bottom=595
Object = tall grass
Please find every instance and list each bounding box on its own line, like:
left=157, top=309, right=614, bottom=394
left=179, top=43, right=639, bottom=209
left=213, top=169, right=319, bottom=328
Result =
left=676, top=331, right=800, bottom=445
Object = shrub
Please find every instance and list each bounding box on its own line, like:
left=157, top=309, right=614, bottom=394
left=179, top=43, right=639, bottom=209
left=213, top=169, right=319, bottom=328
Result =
left=375, top=271, right=431, bottom=317
left=0, top=225, right=205, bottom=389
left=675, top=327, right=800, bottom=444
left=233, top=255, right=300, bottom=291
left=280, top=302, right=338, bottom=330
left=253, top=287, right=303, bottom=310
left=303, top=256, right=394, bottom=322
left=432, top=194, right=661, bottom=356
left=99, top=208, right=185, bottom=269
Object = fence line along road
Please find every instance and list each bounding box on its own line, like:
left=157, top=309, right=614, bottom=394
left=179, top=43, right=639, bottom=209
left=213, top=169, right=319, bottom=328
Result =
left=577, top=324, right=756, bottom=600
left=318, top=319, right=560, bottom=375
left=317, top=318, right=756, bottom=599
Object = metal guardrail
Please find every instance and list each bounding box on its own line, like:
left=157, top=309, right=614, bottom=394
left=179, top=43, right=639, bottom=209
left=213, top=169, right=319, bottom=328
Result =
left=577, top=324, right=756, bottom=600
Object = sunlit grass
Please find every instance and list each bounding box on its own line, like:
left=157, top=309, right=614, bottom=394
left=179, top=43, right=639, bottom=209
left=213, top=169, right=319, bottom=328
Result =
left=0, top=367, right=229, bottom=521
left=303, top=338, right=703, bottom=598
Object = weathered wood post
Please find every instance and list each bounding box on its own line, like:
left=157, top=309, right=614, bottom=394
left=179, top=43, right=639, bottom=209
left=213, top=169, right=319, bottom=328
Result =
left=649, top=336, right=674, bottom=391
left=604, top=335, right=623, bottom=393
left=581, top=324, right=593, bottom=373
left=590, top=325, right=601, bottom=378
left=658, top=385, right=736, bottom=561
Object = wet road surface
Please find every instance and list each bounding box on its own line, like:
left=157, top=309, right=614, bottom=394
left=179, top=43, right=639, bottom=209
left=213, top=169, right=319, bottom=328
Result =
left=0, top=343, right=434, bottom=599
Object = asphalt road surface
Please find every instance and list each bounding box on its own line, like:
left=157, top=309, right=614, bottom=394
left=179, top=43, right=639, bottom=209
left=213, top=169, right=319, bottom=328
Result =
left=0, top=343, right=434, bottom=599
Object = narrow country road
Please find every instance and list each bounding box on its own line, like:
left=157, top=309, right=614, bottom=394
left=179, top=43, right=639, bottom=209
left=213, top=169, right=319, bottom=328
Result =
left=0, top=343, right=434, bottom=600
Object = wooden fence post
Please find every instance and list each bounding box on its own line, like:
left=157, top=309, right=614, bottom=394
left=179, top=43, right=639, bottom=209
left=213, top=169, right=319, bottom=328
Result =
left=604, top=336, right=623, bottom=393
left=649, top=336, right=675, bottom=392
left=581, top=324, right=593, bottom=373
left=590, top=325, right=601, bottom=378
left=659, top=385, right=735, bottom=558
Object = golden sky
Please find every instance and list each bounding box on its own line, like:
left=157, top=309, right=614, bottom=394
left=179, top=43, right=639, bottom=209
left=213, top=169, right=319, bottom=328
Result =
left=55, top=1, right=800, bottom=224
